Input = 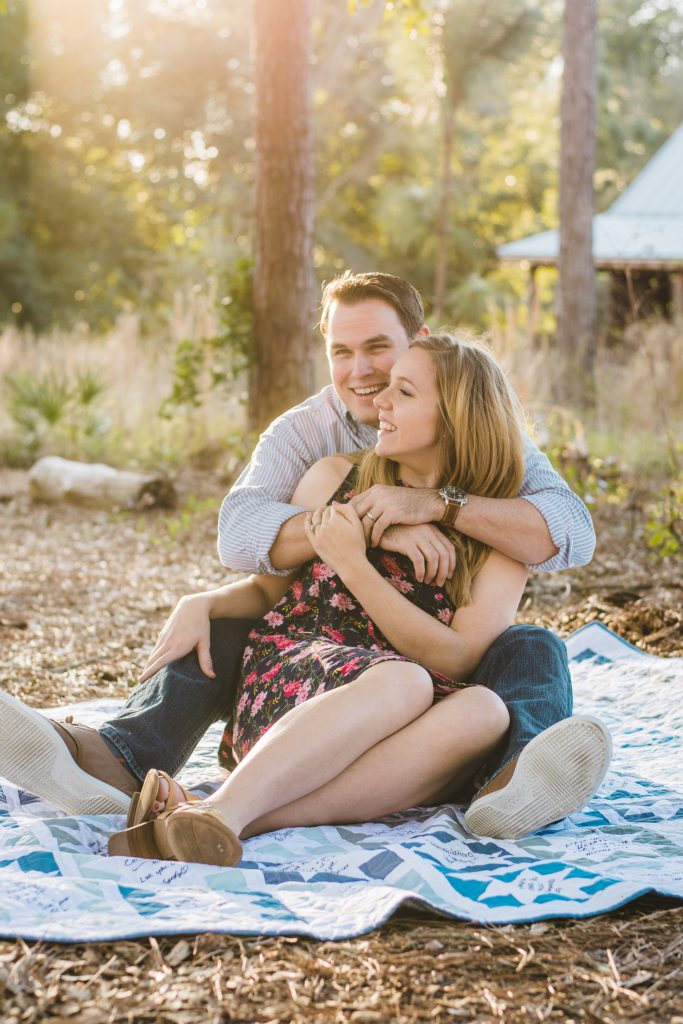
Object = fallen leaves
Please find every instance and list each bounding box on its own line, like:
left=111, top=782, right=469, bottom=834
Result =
left=0, top=467, right=681, bottom=1022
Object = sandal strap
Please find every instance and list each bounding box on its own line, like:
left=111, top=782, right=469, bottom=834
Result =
left=127, top=769, right=200, bottom=828
left=160, top=772, right=198, bottom=815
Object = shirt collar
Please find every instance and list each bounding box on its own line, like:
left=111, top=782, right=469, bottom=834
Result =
left=328, top=386, right=377, bottom=439
left=345, top=407, right=378, bottom=440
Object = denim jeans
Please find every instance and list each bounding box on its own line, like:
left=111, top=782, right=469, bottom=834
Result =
left=100, top=619, right=255, bottom=783
left=101, top=620, right=572, bottom=789
left=467, top=624, right=572, bottom=787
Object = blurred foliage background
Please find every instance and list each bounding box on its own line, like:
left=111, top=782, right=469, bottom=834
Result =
left=0, top=0, right=682, bottom=559
left=2, top=0, right=682, bottom=331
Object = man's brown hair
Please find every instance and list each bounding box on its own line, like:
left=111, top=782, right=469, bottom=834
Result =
left=319, top=271, right=425, bottom=339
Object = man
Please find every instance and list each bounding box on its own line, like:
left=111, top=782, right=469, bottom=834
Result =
left=0, top=272, right=610, bottom=841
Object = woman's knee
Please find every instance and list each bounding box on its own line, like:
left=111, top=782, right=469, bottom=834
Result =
left=462, top=684, right=510, bottom=738
left=358, top=660, right=433, bottom=716
left=390, top=662, right=434, bottom=717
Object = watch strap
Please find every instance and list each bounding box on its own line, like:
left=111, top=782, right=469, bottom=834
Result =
left=441, top=499, right=463, bottom=528
left=439, top=486, right=468, bottom=528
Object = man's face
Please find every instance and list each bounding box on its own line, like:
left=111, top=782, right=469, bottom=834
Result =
left=325, top=298, right=413, bottom=425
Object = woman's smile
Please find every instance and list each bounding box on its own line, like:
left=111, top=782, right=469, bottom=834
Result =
left=373, top=347, right=441, bottom=480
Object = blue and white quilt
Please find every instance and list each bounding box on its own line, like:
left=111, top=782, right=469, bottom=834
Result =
left=1, top=622, right=681, bottom=941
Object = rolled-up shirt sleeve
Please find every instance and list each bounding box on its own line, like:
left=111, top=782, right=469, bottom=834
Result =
left=519, top=436, right=596, bottom=571
left=218, top=422, right=317, bottom=575
left=217, top=387, right=374, bottom=575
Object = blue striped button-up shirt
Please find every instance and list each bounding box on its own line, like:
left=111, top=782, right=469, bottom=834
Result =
left=217, top=385, right=595, bottom=575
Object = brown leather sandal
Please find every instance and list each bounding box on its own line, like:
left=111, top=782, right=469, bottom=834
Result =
left=108, top=802, right=242, bottom=867
left=166, top=804, right=243, bottom=867
left=126, top=768, right=200, bottom=828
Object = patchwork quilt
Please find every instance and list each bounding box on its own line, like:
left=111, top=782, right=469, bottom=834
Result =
left=0, top=622, right=681, bottom=941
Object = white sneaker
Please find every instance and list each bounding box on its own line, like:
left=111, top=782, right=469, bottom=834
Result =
left=0, top=689, right=131, bottom=815
left=464, top=715, right=612, bottom=841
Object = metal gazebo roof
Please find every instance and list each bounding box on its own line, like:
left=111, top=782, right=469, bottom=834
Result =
left=498, top=122, right=683, bottom=269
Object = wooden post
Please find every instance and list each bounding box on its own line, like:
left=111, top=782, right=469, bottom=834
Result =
left=624, top=266, right=638, bottom=320
left=527, top=265, right=539, bottom=346
left=672, top=271, right=683, bottom=323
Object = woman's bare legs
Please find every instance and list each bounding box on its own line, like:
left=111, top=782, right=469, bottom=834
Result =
left=197, top=660, right=436, bottom=837
left=241, top=685, right=509, bottom=837
left=151, top=683, right=509, bottom=837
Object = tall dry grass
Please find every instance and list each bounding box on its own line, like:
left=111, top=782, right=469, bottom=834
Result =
left=491, top=314, right=683, bottom=479
left=1, top=302, right=681, bottom=480
left=0, top=293, right=246, bottom=469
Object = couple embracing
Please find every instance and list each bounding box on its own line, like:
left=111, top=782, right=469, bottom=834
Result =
left=0, top=272, right=611, bottom=867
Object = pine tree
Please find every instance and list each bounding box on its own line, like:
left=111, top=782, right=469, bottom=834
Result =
left=557, top=0, right=597, bottom=400
left=250, top=0, right=315, bottom=432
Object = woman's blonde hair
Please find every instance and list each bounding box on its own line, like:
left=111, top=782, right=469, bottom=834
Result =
left=351, top=333, right=526, bottom=606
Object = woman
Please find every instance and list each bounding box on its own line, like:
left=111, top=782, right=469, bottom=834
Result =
left=108, top=334, right=530, bottom=867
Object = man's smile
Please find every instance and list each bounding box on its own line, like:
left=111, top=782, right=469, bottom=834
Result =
left=349, top=384, right=386, bottom=397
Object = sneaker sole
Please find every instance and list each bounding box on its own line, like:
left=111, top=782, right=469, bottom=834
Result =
left=0, top=690, right=130, bottom=816
left=464, top=715, right=612, bottom=840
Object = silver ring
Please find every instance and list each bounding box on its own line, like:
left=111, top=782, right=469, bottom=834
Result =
left=365, top=512, right=377, bottom=522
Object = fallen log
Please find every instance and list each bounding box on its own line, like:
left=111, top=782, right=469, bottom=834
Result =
left=28, top=456, right=176, bottom=510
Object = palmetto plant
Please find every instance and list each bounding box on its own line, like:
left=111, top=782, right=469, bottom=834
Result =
left=4, top=365, right=107, bottom=459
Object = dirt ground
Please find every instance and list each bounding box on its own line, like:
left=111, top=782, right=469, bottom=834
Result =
left=0, top=466, right=681, bottom=1023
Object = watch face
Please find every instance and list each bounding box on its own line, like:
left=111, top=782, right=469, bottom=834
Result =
left=440, top=485, right=467, bottom=504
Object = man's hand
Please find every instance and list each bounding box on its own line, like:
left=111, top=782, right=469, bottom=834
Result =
left=350, top=484, right=445, bottom=546
left=139, top=593, right=215, bottom=683
left=379, top=523, right=456, bottom=586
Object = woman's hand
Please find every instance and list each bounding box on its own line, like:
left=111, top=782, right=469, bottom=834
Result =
left=305, top=501, right=367, bottom=577
left=139, top=593, right=215, bottom=683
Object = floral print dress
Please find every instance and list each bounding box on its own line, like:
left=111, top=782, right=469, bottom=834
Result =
left=218, top=466, right=464, bottom=767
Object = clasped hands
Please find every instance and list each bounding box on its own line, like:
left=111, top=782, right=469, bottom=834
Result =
left=138, top=488, right=457, bottom=685
left=306, top=485, right=456, bottom=587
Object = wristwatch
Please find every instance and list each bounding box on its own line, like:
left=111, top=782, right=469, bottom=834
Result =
left=438, top=485, right=468, bottom=527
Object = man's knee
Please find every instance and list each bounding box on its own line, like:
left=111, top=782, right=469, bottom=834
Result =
left=499, top=624, right=569, bottom=669
left=473, top=624, right=572, bottom=707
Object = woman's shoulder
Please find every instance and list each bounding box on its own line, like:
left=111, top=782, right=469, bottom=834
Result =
left=317, top=453, right=356, bottom=473
left=311, top=454, right=356, bottom=488
left=291, top=455, right=356, bottom=507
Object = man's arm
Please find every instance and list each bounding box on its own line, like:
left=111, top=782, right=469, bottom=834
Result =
left=515, top=437, right=595, bottom=569
left=268, top=512, right=315, bottom=570
left=445, top=492, right=558, bottom=566
left=350, top=435, right=595, bottom=571
left=217, top=390, right=351, bottom=575
left=223, top=455, right=458, bottom=581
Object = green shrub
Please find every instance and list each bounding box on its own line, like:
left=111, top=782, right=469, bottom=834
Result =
left=645, top=476, right=683, bottom=560
left=161, top=258, right=253, bottom=419
left=3, top=365, right=108, bottom=463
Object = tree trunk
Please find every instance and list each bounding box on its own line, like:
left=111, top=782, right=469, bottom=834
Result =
left=434, top=101, right=456, bottom=323
left=557, top=0, right=597, bottom=402
left=250, top=0, right=315, bottom=434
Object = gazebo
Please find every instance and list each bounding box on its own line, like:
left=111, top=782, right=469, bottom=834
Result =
left=498, top=122, right=683, bottom=331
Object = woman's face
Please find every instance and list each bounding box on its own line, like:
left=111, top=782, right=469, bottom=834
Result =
left=373, top=346, right=443, bottom=482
